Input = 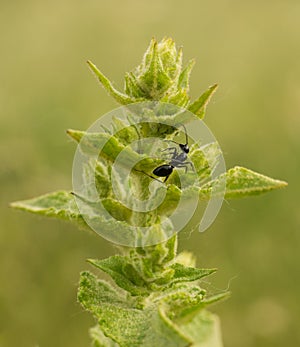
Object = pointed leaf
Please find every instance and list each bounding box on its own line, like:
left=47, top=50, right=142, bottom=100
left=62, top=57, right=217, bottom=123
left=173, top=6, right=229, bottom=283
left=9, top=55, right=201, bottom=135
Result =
left=10, top=190, right=87, bottom=229
left=139, top=40, right=172, bottom=99
left=88, top=256, right=149, bottom=296
left=67, top=129, right=142, bottom=164
left=163, top=89, right=190, bottom=107
left=10, top=191, right=138, bottom=244
left=79, top=271, right=190, bottom=347
left=96, top=305, right=190, bottom=347
left=202, top=292, right=230, bottom=306
left=188, top=84, right=218, bottom=119
left=189, top=142, right=222, bottom=184
left=178, top=59, right=195, bottom=91
left=124, top=72, right=147, bottom=99
left=200, top=166, right=288, bottom=199
left=157, top=37, right=179, bottom=79
left=78, top=271, right=127, bottom=309
left=168, top=263, right=216, bottom=285
left=127, top=234, right=177, bottom=284
left=87, top=60, right=137, bottom=105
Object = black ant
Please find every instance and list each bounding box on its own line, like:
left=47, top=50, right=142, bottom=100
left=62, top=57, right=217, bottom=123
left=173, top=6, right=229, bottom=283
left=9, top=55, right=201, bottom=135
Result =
left=136, top=124, right=194, bottom=183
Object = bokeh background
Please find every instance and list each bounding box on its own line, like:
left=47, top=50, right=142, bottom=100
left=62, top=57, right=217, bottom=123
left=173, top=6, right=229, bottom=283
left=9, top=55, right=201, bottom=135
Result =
left=1, top=0, right=299, bottom=346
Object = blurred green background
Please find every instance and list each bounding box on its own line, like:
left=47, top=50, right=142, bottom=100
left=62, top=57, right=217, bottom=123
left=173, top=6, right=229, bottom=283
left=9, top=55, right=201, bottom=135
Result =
left=1, top=0, right=299, bottom=346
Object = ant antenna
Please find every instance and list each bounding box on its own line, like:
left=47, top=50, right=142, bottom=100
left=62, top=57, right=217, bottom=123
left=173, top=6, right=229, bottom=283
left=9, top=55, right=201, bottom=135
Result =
left=164, top=123, right=189, bottom=146
left=177, top=123, right=188, bottom=145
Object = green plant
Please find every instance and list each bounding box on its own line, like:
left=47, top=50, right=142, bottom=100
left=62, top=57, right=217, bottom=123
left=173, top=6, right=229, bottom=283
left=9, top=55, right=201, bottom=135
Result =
left=11, top=38, right=287, bottom=347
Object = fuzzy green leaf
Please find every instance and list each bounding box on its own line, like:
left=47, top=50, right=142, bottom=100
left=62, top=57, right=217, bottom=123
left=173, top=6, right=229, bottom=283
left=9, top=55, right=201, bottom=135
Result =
left=88, top=255, right=216, bottom=294
left=178, top=59, right=195, bottom=91
left=67, top=128, right=165, bottom=175
left=138, top=40, right=172, bottom=100
left=169, top=263, right=217, bottom=284
left=10, top=191, right=135, bottom=243
left=128, top=234, right=177, bottom=279
left=78, top=271, right=190, bottom=347
left=88, top=256, right=149, bottom=296
left=200, top=166, right=288, bottom=199
left=79, top=271, right=225, bottom=346
left=189, top=142, right=222, bottom=184
left=203, top=292, right=231, bottom=306
left=87, top=60, right=137, bottom=105
left=90, top=325, right=120, bottom=347
left=10, top=190, right=87, bottom=229
left=124, top=72, right=147, bottom=99
left=188, top=84, right=218, bottom=119
left=78, top=271, right=126, bottom=308
left=94, top=305, right=190, bottom=347
left=67, top=129, right=141, bottom=162
left=157, top=37, right=181, bottom=80
left=163, top=89, right=190, bottom=107
left=177, top=309, right=224, bottom=347
left=153, top=263, right=216, bottom=289
left=10, top=189, right=177, bottom=247
left=160, top=287, right=229, bottom=322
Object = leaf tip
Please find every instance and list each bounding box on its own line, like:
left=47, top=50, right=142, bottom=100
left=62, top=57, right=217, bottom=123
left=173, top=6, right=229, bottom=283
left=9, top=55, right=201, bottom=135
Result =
left=203, top=291, right=231, bottom=306
left=9, top=200, right=28, bottom=211
left=9, top=201, right=19, bottom=209
left=277, top=180, right=288, bottom=188
left=189, top=58, right=196, bottom=67
left=66, top=128, right=81, bottom=142
left=86, top=59, right=95, bottom=70
left=66, top=128, right=72, bottom=136
left=86, top=258, right=96, bottom=265
left=211, top=83, right=219, bottom=91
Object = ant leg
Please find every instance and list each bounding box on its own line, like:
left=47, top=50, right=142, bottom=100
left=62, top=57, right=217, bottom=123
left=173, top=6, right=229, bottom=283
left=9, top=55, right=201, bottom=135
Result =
left=176, top=161, right=195, bottom=173
left=161, top=147, right=178, bottom=160
left=161, top=146, right=177, bottom=151
left=133, top=169, right=164, bottom=183
left=175, top=164, right=188, bottom=173
left=163, top=175, right=170, bottom=183
left=160, top=147, right=177, bottom=155
left=185, top=161, right=195, bottom=171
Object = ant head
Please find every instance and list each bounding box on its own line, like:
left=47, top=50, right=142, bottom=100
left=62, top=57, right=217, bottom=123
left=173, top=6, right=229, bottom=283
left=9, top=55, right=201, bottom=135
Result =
left=180, top=143, right=189, bottom=153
